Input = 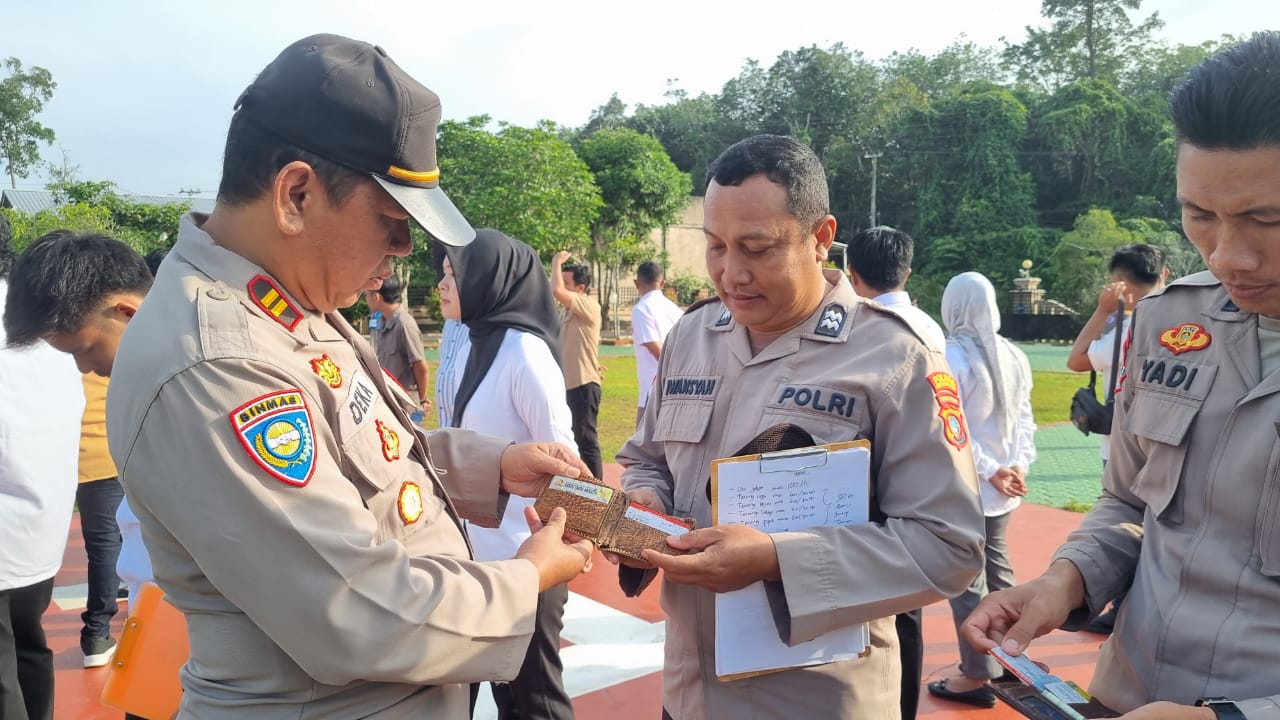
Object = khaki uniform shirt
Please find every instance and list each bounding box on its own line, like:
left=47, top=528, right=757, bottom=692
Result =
left=618, top=270, right=985, bottom=720
left=1055, top=272, right=1280, bottom=718
left=107, top=214, right=539, bottom=719
left=370, top=303, right=426, bottom=395
left=560, top=291, right=601, bottom=390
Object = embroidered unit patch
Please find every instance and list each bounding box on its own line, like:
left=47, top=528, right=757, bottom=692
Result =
left=926, top=372, right=969, bottom=450
left=310, top=355, right=343, bottom=388
left=398, top=481, right=424, bottom=525
left=230, top=389, right=316, bottom=486
left=375, top=419, right=401, bottom=462
left=1158, top=323, right=1211, bottom=355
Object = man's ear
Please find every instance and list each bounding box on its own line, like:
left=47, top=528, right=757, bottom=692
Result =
left=108, top=293, right=143, bottom=322
left=812, top=215, right=837, bottom=261
left=272, top=161, right=318, bottom=237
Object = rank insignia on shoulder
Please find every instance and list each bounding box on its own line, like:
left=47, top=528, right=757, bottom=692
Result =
left=375, top=419, right=401, bottom=462
left=715, top=308, right=733, bottom=327
left=310, top=355, right=343, bottom=389
left=1158, top=323, right=1211, bottom=355
left=815, top=303, right=847, bottom=338
left=230, top=389, right=316, bottom=487
left=398, top=481, right=424, bottom=525
left=248, top=274, right=302, bottom=331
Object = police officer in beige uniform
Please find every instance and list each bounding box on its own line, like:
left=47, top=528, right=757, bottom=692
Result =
left=965, top=33, right=1280, bottom=720
left=106, top=35, right=592, bottom=719
left=613, top=135, right=986, bottom=719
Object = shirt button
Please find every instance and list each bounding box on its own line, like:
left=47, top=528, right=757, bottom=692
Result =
left=206, top=287, right=230, bottom=301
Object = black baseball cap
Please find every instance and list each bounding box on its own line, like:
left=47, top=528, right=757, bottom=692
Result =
left=234, top=34, right=475, bottom=246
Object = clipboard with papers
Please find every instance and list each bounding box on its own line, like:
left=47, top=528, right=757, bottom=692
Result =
left=710, top=439, right=873, bottom=680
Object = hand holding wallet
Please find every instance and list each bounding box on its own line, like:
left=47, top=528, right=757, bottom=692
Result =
left=989, top=647, right=1120, bottom=719
left=532, top=475, right=695, bottom=560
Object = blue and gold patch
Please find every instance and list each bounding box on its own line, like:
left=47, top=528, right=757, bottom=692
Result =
left=248, top=274, right=302, bottom=331
left=230, top=389, right=316, bottom=486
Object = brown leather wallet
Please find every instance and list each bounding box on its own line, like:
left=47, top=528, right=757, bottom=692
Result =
left=532, top=475, right=695, bottom=560
left=990, top=682, right=1121, bottom=719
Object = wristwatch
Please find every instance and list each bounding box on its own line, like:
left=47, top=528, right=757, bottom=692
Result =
left=1197, top=697, right=1245, bottom=719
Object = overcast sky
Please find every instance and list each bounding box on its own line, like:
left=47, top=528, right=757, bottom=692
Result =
left=4, top=0, right=1275, bottom=197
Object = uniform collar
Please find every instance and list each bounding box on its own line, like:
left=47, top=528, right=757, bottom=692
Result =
left=173, top=213, right=341, bottom=343
left=796, top=269, right=860, bottom=344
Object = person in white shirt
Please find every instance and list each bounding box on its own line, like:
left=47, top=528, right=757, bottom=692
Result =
left=842, top=224, right=944, bottom=720
left=1063, top=244, right=1167, bottom=635
left=928, top=271, right=1037, bottom=709
left=630, top=261, right=683, bottom=426
left=436, top=229, right=577, bottom=720
left=845, top=226, right=945, bottom=350
left=0, top=222, right=88, bottom=720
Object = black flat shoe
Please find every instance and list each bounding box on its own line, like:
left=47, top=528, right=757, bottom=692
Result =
left=927, top=678, right=998, bottom=708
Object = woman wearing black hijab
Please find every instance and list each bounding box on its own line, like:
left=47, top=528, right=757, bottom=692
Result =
left=436, top=228, right=578, bottom=720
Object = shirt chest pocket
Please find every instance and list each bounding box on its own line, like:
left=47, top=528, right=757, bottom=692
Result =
left=342, top=415, right=444, bottom=541
left=652, top=399, right=715, bottom=444
left=1120, top=389, right=1200, bottom=523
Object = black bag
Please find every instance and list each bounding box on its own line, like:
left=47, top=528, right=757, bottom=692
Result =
left=1071, top=299, right=1125, bottom=436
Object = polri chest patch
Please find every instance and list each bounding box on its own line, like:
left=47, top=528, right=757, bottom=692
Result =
left=769, top=384, right=858, bottom=420
left=230, top=389, right=316, bottom=487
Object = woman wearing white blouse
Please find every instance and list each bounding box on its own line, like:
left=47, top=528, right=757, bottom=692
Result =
left=928, top=271, right=1037, bottom=709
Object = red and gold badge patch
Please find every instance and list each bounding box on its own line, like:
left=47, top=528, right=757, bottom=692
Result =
left=375, top=419, right=400, bottom=462
left=310, top=355, right=343, bottom=389
left=397, top=481, right=424, bottom=525
left=1158, top=323, right=1211, bottom=355
left=927, top=372, right=969, bottom=450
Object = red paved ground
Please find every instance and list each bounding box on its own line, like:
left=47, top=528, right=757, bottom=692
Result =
left=50, top=464, right=1104, bottom=719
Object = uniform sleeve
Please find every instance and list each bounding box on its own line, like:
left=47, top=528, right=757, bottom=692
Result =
left=398, top=311, right=426, bottom=363
left=120, top=360, right=538, bottom=686
left=1053, top=311, right=1147, bottom=623
left=768, top=345, right=986, bottom=644
left=1237, top=697, right=1280, bottom=719
left=425, top=428, right=512, bottom=525
left=616, top=329, right=678, bottom=513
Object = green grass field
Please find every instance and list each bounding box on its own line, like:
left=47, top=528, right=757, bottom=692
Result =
left=421, top=351, right=1080, bottom=463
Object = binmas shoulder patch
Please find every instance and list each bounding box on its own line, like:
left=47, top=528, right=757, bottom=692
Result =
left=230, top=389, right=316, bottom=487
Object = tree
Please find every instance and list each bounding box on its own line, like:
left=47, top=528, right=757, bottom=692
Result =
left=575, top=128, right=689, bottom=326
left=0, top=58, right=57, bottom=189
left=1004, top=0, right=1164, bottom=91
left=402, top=116, right=603, bottom=295
left=629, top=84, right=726, bottom=194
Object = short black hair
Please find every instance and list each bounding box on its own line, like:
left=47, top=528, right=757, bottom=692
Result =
left=1170, top=31, right=1280, bottom=150
left=705, top=134, right=829, bottom=230
left=217, top=112, right=367, bottom=206
left=144, top=247, right=170, bottom=277
left=846, top=226, right=913, bottom=293
left=564, top=264, right=591, bottom=290
left=0, top=213, right=13, bottom=280
left=3, top=231, right=152, bottom=347
left=1109, top=244, right=1166, bottom=287
left=636, top=260, right=664, bottom=286
left=376, top=273, right=404, bottom=304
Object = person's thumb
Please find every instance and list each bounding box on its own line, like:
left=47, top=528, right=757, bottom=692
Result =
left=998, top=612, right=1044, bottom=656
left=665, top=527, right=712, bottom=551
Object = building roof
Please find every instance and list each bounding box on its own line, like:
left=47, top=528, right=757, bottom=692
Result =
left=0, top=189, right=214, bottom=215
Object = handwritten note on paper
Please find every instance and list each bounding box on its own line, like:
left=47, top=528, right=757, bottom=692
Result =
left=712, top=442, right=872, bottom=679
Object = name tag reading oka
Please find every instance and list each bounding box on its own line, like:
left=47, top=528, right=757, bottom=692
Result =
left=550, top=476, right=614, bottom=504
left=625, top=503, right=692, bottom=536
